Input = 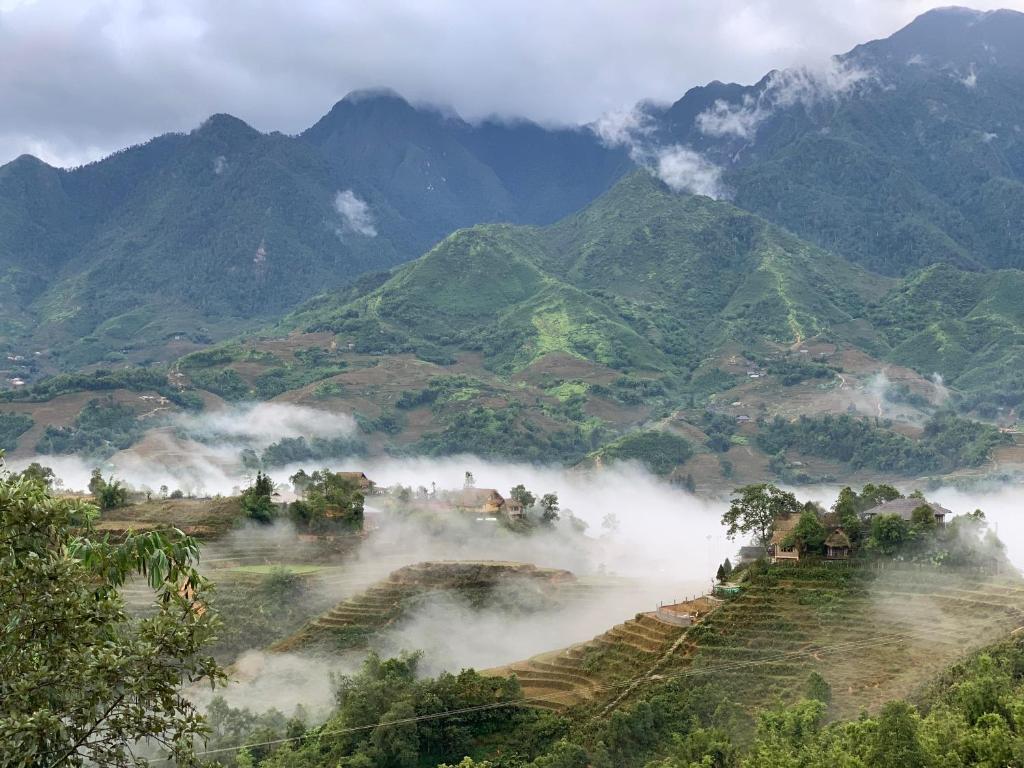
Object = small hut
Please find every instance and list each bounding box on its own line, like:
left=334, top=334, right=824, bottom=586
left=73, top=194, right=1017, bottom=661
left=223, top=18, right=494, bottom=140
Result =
left=769, top=516, right=800, bottom=564
left=824, top=528, right=852, bottom=560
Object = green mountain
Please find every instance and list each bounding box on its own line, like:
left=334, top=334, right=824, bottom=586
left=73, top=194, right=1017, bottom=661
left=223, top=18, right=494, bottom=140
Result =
left=646, top=7, right=1024, bottom=275
left=872, top=263, right=1024, bottom=415
left=284, top=171, right=888, bottom=379
left=0, top=92, right=628, bottom=366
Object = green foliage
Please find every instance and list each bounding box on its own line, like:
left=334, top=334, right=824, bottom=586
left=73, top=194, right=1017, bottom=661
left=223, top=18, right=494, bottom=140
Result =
left=0, top=410, right=32, bottom=451
left=187, top=367, right=249, bottom=400
left=722, top=483, right=801, bottom=548
left=758, top=412, right=1009, bottom=476
left=804, top=672, right=832, bottom=705
left=539, top=492, right=560, bottom=524
left=702, top=411, right=738, bottom=453
left=241, top=471, right=277, bottom=524
left=0, top=367, right=200, bottom=410
left=786, top=505, right=827, bottom=556
left=258, top=435, right=365, bottom=467
left=35, top=397, right=143, bottom=458
left=416, top=403, right=596, bottom=463
left=205, top=651, right=543, bottom=768
left=0, top=463, right=223, bottom=766
left=287, top=469, right=364, bottom=532
left=17, top=462, right=56, bottom=489
left=594, top=430, right=694, bottom=475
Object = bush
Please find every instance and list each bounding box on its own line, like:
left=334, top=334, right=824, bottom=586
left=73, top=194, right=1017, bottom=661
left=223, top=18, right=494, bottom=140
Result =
left=0, top=411, right=33, bottom=451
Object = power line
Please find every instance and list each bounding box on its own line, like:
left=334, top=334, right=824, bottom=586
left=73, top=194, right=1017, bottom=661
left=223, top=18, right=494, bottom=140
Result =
left=154, top=629, right=920, bottom=763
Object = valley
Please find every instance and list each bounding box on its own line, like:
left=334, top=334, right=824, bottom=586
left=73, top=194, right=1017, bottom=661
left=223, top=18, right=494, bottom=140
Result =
left=5, top=5, right=1024, bottom=767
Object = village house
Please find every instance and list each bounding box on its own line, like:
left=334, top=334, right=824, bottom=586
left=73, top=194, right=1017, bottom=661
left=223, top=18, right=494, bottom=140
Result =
left=450, top=488, right=527, bottom=520
left=453, top=488, right=507, bottom=516
left=861, top=498, right=951, bottom=526
left=769, top=515, right=801, bottom=563
left=824, top=528, right=852, bottom=560
left=337, top=471, right=378, bottom=495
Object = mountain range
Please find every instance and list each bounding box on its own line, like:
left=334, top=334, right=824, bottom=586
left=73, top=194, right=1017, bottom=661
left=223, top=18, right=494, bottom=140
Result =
left=2, top=6, right=1024, bottom=478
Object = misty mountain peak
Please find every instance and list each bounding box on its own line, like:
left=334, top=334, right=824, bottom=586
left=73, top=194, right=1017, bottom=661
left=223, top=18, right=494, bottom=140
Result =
left=192, top=113, right=260, bottom=143
left=848, top=5, right=1024, bottom=71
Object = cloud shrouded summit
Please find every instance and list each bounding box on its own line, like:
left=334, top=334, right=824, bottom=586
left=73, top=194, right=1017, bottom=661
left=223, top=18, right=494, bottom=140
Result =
left=3, top=0, right=1024, bottom=166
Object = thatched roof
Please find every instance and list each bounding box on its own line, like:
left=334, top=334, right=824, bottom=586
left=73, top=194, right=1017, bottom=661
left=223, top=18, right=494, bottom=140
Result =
left=770, top=515, right=799, bottom=546
left=825, top=528, right=851, bottom=548
left=453, top=488, right=504, bottom=508
left=337, top=472, right=374, bottom=488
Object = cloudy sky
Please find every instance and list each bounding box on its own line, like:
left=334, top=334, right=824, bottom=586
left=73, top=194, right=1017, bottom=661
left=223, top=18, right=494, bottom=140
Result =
left=3, top=0, right=1024, bottom=167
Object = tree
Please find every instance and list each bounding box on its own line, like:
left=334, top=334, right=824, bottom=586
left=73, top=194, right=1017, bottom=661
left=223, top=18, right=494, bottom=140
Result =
left=805, top=672, right=832, bottom=704
left=909, top=504, right=937, bottom=536
left=88, top=467, right=105, bottom=496
left=93, top=474, right=129, bottom=510
left=0, top=455, right=223, bottom=766
left=866, top=701, right=925, bottom=768
left=721, top=484, right=801, bottom=548
left=241, top=471, right=277, bottom=524
left=509, top=484, right=536, bottom=510
left=539, top=493, right=560, bottom=524
left=787, top=504, right=827, bottom=555
left=867, top=514, right=910, bottom=556
left=18, top=462, right=57, bottom=489
left=289, top=469, right=364, bottom=532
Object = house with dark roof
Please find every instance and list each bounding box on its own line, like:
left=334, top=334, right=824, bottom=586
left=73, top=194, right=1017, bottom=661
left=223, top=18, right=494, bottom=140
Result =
left=861, top=498, right=951, bottom=526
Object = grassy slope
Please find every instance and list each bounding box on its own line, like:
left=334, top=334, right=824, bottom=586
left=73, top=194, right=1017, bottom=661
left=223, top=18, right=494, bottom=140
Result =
left=284, top=172, right=888, bottom=378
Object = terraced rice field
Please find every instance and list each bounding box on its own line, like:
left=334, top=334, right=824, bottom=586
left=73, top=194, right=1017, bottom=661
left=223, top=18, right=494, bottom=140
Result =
left=680, top=565, right=1024, bottom=718
left=273, top=560, right=578, bottom=653
left=485, top=564, right=1024, bottom=719
left=486, top=605, right=701, bottom=712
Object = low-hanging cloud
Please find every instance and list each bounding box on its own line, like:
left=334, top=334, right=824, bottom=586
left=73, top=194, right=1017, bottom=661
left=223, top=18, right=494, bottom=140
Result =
left=655, top=145, right=726, bottom=198
left=592, top=108, right=727, bottom=199
left=334, top=190, right=377, bottom=237
left=696, top=57, right=874, bottom=140
left=175, top=402, right=358, bottom=446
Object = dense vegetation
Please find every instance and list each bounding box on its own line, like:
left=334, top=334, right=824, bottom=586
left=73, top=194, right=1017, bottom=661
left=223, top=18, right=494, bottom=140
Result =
left=0, top=367, right=202, bottom=409
left=34, top=397, right=144, bottom=458
left=0, top=91, right=627, bottom=365
left=592, top=430, right=694, bottom=475
left=758, top=412, right=1009, bottom=476
left=0, top=459, right=222, bottom=766
left=0, top=411, right=32, bottom=451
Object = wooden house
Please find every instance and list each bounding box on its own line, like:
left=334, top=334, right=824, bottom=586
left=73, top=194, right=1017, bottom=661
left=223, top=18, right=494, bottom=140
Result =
left=824, top=528, right=852, bottom=560
left=337, top=472, right=378, bottom=495
left=453, top=488, right=507, bottom=516
left=769, top=515, right=800, bottom=563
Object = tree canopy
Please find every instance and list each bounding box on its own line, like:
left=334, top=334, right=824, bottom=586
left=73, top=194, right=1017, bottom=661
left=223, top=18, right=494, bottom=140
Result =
left=0, top=453, right=223, bottom=767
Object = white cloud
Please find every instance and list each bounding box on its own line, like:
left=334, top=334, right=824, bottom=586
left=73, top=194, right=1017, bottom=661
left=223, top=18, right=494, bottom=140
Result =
left=696, top=95, right=767, bottom=139
left=960, top=63, right=979, bottom=88
left=175, top=402, right=358, bottom=446
left=213, top=155, right=227, bottom=174
left=591, top=106, right=653, bottom=147
left=334, top=189, right=377, bottom=237
left=4, top=1, right=1024, bottom=166
left=696, top=58, right=873, bottom=140
left=655, top=145, right=726, bottom=198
